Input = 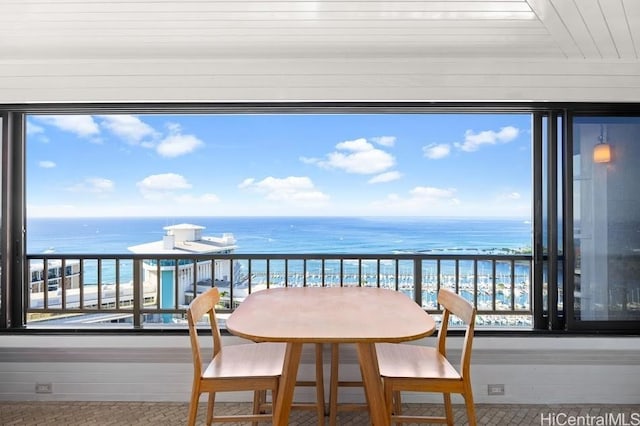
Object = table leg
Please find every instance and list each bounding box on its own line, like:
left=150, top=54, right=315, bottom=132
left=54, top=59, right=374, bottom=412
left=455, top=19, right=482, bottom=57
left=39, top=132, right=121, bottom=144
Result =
left=356, top=342, right=389, bottom=426
left=273, top=342, right=303, bottom=426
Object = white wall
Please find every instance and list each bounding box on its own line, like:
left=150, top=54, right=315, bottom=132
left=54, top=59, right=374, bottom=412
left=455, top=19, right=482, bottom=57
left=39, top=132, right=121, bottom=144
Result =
left=0, top=335, right=638, bottom=404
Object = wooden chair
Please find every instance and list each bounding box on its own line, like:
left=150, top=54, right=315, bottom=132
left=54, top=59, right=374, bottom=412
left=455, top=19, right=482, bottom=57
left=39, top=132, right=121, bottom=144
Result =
left=187, top=287, right=286, bottom=425
left=376, top=288, right=477, bottom=425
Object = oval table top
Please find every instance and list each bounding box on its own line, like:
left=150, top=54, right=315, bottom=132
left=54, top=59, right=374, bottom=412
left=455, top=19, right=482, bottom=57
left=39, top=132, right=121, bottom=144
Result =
left=226, top=286, right=435, bottom=343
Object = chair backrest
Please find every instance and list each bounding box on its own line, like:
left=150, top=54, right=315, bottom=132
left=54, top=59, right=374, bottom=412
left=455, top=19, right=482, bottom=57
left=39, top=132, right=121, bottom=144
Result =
left=436, top=288, right=477, bottom=380
left=186, top=287, right=223, bottom=379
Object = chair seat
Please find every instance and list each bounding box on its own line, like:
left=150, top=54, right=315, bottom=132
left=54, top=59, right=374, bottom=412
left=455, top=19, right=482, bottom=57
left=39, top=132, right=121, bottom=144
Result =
left=203, top=342, right=287, bottom=379
left=376, top=343, right=461, bottom=381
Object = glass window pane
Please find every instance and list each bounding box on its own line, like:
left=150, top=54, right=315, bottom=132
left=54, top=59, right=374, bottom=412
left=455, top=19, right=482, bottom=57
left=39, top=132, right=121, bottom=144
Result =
left=0, top=116, right=2, bottom=324
left=573, top=117, right=640, bottom=321
left=24, top=112, right=533, bottom=329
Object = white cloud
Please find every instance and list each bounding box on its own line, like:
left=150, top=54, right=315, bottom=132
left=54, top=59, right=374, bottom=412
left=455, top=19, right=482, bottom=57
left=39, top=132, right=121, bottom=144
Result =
left=239, top=176, right=329, bottom=204
left=455, top=126, right=520, bottom=152
left=137, top=173, right=193, bottom=200
left=38, top=160, right=56, bottom=168
left=99, top=115, right=158, bottom=144
left=156, top=128, right=204, bottom=158
left=88, top=178, right=114, bottom=192
left=336, top=138, right=372, bottom=152
left=135, top=173, right=220, bottom=205
left=311, top=138, right=395, bottom=175
left=370, top=186, right=459, bottom=215
left=368, top=171, right=402, bottom=184
left=27, top=121, right=50, bottom=143
left=409, top=186, right=457, bottom=200
left=34, top=115, right=202, bottom=158
left=507, top=192, right=521, bottom=200
left=300, top=156, right=319, bottom=165
left=34, top=115, right=100, bottom=137
left=371, top=136, right=396, bottom=147
left=423, top=143, right=451, bottom=159
left=137, top=173, right=191, bottom=191
left=499, top=191, right=522, bottom=200
left=67, top=177, right=114, bottom=193
left=238, top=178, right=256, bottom=188
left=27, top=122, right=44, bottom=135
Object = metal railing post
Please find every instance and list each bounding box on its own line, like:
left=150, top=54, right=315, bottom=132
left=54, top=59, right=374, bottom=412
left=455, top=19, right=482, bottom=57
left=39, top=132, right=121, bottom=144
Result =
left=133, top=259, right=142, bottom=328
left=413, top=256, right=422, bottom=307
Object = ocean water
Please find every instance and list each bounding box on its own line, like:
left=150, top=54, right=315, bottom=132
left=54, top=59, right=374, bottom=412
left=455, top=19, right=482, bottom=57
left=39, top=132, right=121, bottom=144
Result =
left=27, top=216, right=532, bottom=255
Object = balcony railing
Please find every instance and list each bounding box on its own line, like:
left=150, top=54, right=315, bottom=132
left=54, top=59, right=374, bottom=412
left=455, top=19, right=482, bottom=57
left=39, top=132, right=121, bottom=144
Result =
left=25, top=253, right=533, bottom=329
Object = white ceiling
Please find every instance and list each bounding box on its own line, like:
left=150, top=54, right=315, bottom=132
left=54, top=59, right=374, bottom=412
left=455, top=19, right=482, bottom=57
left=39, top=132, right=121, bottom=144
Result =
left=1, top=0, right=639, bottom=103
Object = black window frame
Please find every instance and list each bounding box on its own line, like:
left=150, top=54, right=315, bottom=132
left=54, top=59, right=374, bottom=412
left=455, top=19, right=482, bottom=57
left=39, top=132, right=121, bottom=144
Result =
left=1, top=101, right=640, bottom=334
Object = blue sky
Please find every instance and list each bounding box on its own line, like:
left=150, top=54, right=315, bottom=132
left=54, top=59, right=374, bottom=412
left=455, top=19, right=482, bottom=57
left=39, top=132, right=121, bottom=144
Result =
left=26, top=113, right=532, bottom=218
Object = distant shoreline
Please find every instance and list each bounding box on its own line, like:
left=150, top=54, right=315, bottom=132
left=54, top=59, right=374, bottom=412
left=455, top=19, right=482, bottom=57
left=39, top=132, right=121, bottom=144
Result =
left=27, top=215, right=532, bottom=221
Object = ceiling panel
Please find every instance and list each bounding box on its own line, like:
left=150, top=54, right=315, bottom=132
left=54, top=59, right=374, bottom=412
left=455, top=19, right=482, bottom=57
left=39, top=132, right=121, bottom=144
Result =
left=600, top=0, right=637, bottom=58
left=0, top=0, right=637, bottom=62
left=1, top=0, right=639, bottom=102
left=564, top=0, right=640, bottom=60
left=547, top=0, right=597, bottom=58
left=573, top=0, right=619, bottom=58
left=2, top=1, right=535, bottom=14
left=0, top=0, right=560, bottom=60
left=624, top=0, right=640, bottom=58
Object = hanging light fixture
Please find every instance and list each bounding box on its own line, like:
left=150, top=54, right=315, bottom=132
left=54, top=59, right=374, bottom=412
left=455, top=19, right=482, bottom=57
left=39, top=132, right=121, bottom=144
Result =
left=593, top=124, right=611, bottom=163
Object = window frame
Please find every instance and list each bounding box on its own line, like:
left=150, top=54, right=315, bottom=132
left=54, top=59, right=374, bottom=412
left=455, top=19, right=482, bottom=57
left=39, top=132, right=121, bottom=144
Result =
left=2, top=102, right=640, bottom=334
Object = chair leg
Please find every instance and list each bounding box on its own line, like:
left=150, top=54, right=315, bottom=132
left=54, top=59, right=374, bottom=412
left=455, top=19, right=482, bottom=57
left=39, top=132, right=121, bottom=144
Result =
left=328, top=343, right=339, bottom=426
left=358, top=361, right=370, bottom=412
left=393, top=390, right=402, bottom=417
left=255, top=390, right=267, bottom=414
left=383, top=381, right=393, bottom=420
left=271, top=384, right=279, bottom=424
left=443, top=393, right=453, bottom=426
left=206, top=392, right=215, bottom=426
left=187, top=384, right=200, bottom=426
left=315, top=343, right=326, bottom=425
left=463, top=386, right=477, bottom=426
left=251, top=390, right=262, bottom=426
left=393, top=391, right=402, bottom=415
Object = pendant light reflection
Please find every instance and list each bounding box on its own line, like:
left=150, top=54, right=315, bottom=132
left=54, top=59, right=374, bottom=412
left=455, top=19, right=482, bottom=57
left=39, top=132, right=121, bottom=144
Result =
left=593, top=124, right=612, bottom=163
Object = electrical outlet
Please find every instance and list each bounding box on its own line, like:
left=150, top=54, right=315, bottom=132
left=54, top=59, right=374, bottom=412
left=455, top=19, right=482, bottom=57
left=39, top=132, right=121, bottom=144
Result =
left=35, top=383, right=52, bottom=394
left=487, top=384, right=504, bottom=396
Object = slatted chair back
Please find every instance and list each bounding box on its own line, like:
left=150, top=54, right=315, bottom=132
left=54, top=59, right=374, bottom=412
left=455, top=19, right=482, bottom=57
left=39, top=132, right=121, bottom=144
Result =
left=187, top=287, right=223, bottom=380
left=436, top=287, right=476, bottom=381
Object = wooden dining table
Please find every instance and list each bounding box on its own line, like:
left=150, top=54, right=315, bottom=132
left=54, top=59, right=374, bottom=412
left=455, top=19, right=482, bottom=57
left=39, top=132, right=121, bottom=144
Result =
left=225, top=286, right=436, bottom=426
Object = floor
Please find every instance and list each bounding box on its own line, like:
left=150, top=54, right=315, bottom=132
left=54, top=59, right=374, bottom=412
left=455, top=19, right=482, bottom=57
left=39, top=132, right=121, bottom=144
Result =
left=1, top=401, right=637, bottom=425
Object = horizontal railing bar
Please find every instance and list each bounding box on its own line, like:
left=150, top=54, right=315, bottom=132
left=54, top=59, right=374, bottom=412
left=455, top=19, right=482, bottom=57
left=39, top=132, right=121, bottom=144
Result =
left=27, top=253, right=532, bottom=261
